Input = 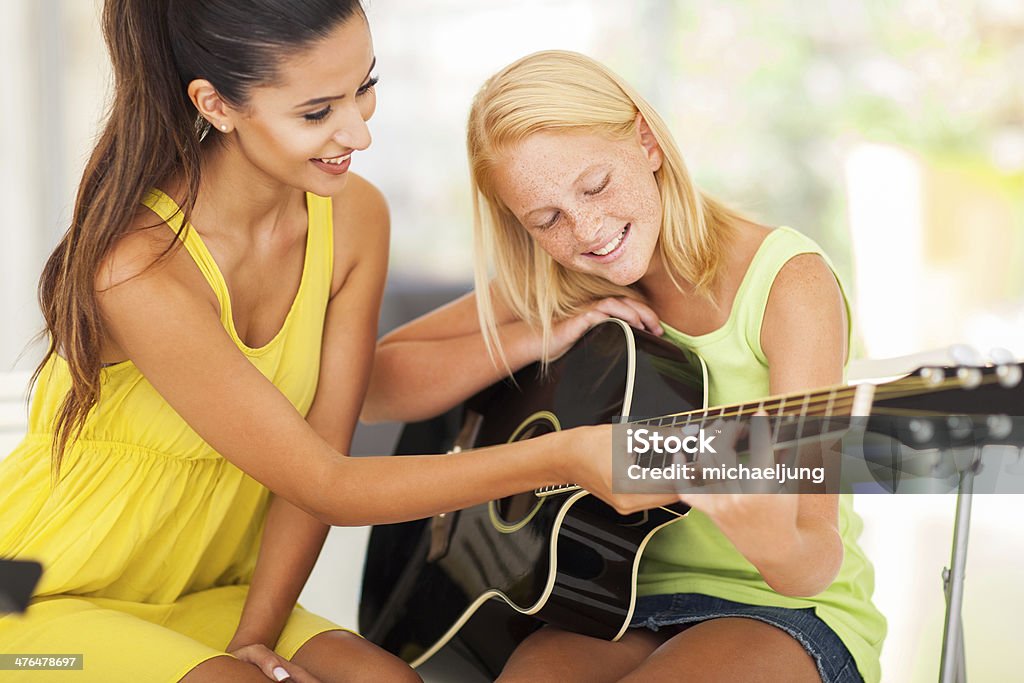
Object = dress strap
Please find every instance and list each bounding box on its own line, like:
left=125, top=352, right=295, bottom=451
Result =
left=141, top=188, right=335, bottom=353
left=141, top=189, right=233, bottom=325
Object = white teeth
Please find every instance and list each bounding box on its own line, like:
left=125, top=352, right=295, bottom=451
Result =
left=591, top=227, right=627, bottom=256
left=317, top=154, right=351, bottom=165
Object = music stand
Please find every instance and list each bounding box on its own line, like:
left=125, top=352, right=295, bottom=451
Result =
left=852, top=348, right=1020, bottom=683
left=0, top=559, right=42, bottom=614
left=939, top=449, right=978, bottom=683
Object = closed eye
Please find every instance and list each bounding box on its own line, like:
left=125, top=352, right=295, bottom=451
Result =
left=303, top=106, right=332, bottom=123
left=302, top=73, right=378, bottom=123
left=584, top=174, right=610, bottom=196
left=537, top=211, right=560, bottom=230
left=357, top=75, right=379, bottom=96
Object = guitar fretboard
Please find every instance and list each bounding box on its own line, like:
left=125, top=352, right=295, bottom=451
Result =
left=535, top=366, right=1020, bottom=497
left=536, top=384, right=856, bottom=496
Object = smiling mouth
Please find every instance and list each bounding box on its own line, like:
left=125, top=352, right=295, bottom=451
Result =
left=314, top=153, right=351, bottom=165
left=589, top=224, right=630, bottom=256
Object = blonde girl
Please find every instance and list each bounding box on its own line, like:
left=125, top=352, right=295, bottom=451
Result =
left=366, top=50, right=886, bottom=683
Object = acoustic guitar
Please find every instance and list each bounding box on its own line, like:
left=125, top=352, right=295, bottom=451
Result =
left=359, top=319, right=1023, bottom=677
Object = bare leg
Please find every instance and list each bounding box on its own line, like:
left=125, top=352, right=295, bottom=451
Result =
left=179, top=654, right=275, bottom=682
left=619, top=618, right=820, bottom=683
left=497, top=626, right=669, bottom=683
left=290, top=629, right=421, bottom=683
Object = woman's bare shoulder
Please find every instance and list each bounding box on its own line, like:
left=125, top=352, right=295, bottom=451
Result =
left=96, top=206, right=212, bottom=297
left=94, top=206, right=220, bottom=362
left=327, top=172, right=390, bottom=296
left=329, top=172, right=389, bottom=239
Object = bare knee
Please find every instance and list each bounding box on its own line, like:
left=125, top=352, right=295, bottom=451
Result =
left=499, top=627, right=662, bottom=683
left=178, top=654, right=269, bottom=682
left=292, top=630, right=421, bottom=683
left=371, top=657, right=422, bottom=683
left=618, top=618, right=819, bottom=683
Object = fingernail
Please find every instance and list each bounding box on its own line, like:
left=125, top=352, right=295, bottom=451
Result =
left=273, top=666, right=289, bottom=681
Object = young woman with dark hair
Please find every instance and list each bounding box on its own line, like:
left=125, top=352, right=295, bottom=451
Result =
left=0, top=5, right=666, bottom=682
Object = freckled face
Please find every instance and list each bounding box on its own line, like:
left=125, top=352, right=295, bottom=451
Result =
left=491, top=129, right=664, bottom=286
left=230, top=15, right=377, bottom=196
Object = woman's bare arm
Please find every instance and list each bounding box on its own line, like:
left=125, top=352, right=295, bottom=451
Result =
left=362, top=290, right=541, bottom=423
left=364, top=289, right=662, bottom=424
left=230, top=175, right=386, bottom=650
left=95, top=218, right=665, bottom=526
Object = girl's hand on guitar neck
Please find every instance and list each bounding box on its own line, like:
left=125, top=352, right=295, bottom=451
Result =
left=547, top=297, right=662, bottom=361
left=676, top=414, right=840, bottom=596
left=559, top=424, right=680, bottom=515
left=678, top=415, right=799, bottom=524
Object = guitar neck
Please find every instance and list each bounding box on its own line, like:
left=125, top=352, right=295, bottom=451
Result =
left=538, top=362, right=1024, bottom=496
left=641, top=384, right=862, bottom=429
left=639, top=362, right=1023, bottom=429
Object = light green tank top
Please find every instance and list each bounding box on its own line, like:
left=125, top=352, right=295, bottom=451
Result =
left=637, top=227, right=886, bottom=683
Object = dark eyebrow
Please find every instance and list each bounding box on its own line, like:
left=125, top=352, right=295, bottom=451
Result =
left=294, top=57, right=377, bottom=109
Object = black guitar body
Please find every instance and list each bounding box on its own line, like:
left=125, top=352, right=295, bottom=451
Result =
left=359, top=320, right=707, bottom=677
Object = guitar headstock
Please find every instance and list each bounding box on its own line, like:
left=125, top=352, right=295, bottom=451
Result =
left=870, top=347, right=1024, bottom=451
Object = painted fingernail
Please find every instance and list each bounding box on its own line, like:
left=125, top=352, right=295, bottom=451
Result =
left=273, top=666, right=289, bottom=681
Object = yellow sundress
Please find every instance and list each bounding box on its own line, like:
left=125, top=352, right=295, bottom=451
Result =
left=0, top=189, right=346, bottom=681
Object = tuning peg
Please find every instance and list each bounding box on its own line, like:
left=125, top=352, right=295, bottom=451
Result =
left=908, top=418, right=935, bottom=444
left=949, top=344, right=982, bottom=366
left=920, top=367, right=946, bottom=386
left=996, top=365, right=1022, bottom=388
left=946, top=415, right=974, bottom=441
left=987, top=415, right=1013, bottom=440
left=956, top=366, right=983, bottom=389
left=988, top=348, right=1023, bottom=387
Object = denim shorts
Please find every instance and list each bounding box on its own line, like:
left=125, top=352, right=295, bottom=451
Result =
left=629, top=593, right=863, bottom=683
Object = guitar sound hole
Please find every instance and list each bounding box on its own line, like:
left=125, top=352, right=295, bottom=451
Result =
left=497, top=492, right=540, bottom=525
left=495, top=417, right=557, bottom=526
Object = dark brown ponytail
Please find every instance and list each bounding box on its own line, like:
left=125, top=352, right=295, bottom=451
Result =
left=34, top=0, right=364, bottom=479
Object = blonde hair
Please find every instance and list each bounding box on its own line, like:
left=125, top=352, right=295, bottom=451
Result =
left=468, top=50, right=745, bottom=368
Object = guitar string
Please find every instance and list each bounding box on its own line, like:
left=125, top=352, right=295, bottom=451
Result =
left=637, top=372, right=1010, bottom=427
